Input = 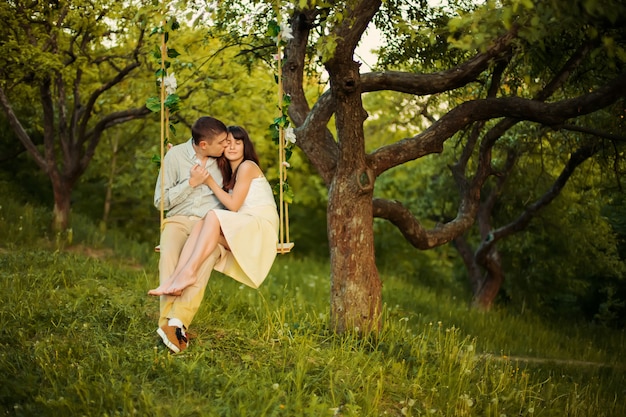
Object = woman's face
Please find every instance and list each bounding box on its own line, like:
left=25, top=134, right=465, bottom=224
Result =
left=225, top=134, right=245, bottom=162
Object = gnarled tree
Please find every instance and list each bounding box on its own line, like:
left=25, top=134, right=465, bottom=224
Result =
left=209, top=0, right=626, bottom=333
left=0, top=0, right=154, bottom=231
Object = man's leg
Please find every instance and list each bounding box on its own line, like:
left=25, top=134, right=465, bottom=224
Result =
left=168, top=245, right=222, bottom=329
left=157, top=216, right=200, bottom=328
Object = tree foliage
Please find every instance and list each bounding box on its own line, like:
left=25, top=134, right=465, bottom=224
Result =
left=0, top=0, right=156, bottom=231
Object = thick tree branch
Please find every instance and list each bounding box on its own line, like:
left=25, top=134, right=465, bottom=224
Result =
left=373, top=196, right=477, bottom=249
left=370, top=73, right=626, bottom=176
left=77, top=27, right=145, bottom=144
left=284, top=7, right=339, bottom=185
left=478, top=40, right=597, bottom=156
left=360, top=28, right=517, bottom=95
left=0, top=85, right=46, bottom=169
left=327, top=0, right=382, bottom=66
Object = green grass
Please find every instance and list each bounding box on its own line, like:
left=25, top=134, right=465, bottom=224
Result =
left=1, top=248, right=624, bottom=416
left=0, top=189, right=625, bottom=416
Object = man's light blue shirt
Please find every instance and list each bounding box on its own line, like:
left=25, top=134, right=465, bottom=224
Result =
left=154, top=138, right=224, bottom=218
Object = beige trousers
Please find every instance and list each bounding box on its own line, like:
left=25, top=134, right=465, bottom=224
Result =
left=158, top=215, right=221, bottom=329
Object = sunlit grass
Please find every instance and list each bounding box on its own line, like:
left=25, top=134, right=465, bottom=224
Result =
left=1, top=188, right=624, bottom=416
left=380, top=274, right=624, bottom=366
left=1, top=248, right=624, bottom=416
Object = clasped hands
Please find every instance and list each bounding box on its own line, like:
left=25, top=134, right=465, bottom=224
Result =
left=189, top=164, right=212, bottom=187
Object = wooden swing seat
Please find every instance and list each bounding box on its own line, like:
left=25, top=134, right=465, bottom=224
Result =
left=157, top=243, right=294, bottom=254
left=277, top=241, right=294, bottom=254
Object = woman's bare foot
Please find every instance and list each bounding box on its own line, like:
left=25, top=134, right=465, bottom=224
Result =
left=162, top=288, right=183, bottom=296
left=148, top=277, right=177, bottom=296
left=165, top=275, right=198, bottom=295
left=148, top=286, right=168, bottom=296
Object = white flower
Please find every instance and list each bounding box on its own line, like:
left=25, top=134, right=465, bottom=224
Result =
left=285, top=127, right=296, bottom=144
left=282, top=161, right=291, bottom=168
left=160, top=72, right=177, bottom=95
left=279, top=21, right=294, bottom=41
left=460, top=394, right=474, bottom=407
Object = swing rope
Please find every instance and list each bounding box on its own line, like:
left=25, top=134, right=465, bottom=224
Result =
left=276, top=17, right=294, bottom=254
left=159, top=22, right=167, bottom=235
left=155, top=19, right=168, bottom=253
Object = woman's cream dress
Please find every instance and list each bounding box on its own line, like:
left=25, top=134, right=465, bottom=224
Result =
left=213, top=175, right=279, bottom=288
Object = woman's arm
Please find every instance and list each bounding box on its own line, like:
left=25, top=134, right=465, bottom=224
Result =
left=205, top=161, right=261, bottom=211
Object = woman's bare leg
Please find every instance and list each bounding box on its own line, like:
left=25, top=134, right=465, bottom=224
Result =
left=162, top=211, right=222, bottom=294
left=148, top=220, right=205, bottom=294
left=148, top=215, right=214, bottom=296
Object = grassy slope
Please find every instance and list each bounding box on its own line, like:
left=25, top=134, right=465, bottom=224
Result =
left=1, top=247, right=624, bottom=417
left=0, top=194, right=624, bottom=416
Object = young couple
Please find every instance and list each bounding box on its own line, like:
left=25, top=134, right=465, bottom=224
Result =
left=149, top=116, right=279, bottom=353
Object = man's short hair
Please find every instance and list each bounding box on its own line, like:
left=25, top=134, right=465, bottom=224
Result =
left=191, top=116, right=228, bottom=145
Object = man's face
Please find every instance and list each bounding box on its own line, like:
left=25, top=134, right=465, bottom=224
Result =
left=200, top=131, right=229, bottom=158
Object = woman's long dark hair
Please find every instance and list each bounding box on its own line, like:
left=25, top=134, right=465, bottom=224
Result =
left=220, top=125, right=260, bottom=191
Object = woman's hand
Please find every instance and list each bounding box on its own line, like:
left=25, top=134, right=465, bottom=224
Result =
left=203, top=172, right=218, bottom=189
left=189, top=164, right=209, bottom=187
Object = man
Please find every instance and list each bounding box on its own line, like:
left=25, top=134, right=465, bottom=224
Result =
left=152, top=116, right=229, bottom=353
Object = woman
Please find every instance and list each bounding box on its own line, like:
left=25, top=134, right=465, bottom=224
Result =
left=149, top=126, right=279, bottom=296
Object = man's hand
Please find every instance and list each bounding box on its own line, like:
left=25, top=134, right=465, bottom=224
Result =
left=189, top=164, right=209, bottom=187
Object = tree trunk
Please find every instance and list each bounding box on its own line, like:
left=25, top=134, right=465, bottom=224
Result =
left=326, top=53, right=382, bottom=334
left=455, top=235, right=504, bottom=310
left=328, top=173, right=382, bottom=334
left=51, top=181, right=72, bottom=233
left=101, top=135, right=119, bottom=232
left=472, top=251, right=504, bottom=309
